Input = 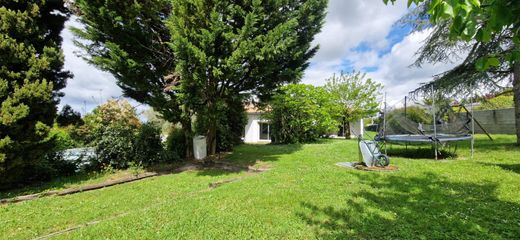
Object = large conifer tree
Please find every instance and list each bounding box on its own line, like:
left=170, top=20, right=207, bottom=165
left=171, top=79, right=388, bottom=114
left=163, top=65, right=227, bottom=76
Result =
left=0, top=0, right=71, bottom=186
left=73, top=0, right=328, bottom=156
left=168, top=0, right=328, bottom=154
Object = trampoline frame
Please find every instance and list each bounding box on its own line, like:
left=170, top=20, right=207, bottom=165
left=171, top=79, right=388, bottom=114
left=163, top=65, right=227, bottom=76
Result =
left=379, top=134, right=472, bottom=143
left=377, top=87, right=476, bottom=160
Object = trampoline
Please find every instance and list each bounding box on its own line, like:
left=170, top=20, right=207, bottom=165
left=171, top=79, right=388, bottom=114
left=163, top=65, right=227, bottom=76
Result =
left=373, top=88, right=484, bottom=159
left=379, top=134, right=472, bottom=144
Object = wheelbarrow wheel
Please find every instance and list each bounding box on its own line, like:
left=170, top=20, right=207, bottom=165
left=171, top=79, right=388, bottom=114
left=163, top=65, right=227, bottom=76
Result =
left=375, top=154, right=390, bottom=167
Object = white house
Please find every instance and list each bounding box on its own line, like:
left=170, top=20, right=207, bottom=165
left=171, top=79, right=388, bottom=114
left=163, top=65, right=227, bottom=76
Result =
left=243, top=105, right=271, bottom=143
left=242, top=104, right=364, bottom=143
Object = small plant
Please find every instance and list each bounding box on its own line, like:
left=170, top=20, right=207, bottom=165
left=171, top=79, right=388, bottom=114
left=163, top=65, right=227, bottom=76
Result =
left=100, top=163, right=115, bottom=174
left=128, top=161, right=144, bottom=178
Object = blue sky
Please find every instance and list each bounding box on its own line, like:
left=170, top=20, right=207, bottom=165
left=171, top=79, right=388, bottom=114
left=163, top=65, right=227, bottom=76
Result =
left=59, top=0, right=460, bottom=114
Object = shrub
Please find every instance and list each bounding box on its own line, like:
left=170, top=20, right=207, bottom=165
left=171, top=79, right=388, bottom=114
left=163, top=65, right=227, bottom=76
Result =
left=134, top=123, right=167, bottom=166
left=93, top=124, right=136, bottom=169
left=48, top=126, right=81, bottom=151
left=165, top=127, right=186, bottom=161
left=266, top=84, right=340, bottom=144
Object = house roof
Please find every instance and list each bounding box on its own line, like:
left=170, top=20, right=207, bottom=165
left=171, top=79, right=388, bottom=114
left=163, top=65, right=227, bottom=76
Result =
left=245, top=103, right=261, bottom=113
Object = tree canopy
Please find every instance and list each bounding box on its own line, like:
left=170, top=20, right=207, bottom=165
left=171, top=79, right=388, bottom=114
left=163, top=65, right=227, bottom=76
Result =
left=73, top=0, right=328, bottom=156
left=56, top=105, right=83, bottom=127
left=72, top=0, right=180, bottom=123
left=324, top=71, right=382, bottom=137
left=266, top=84, right=339, bottom=144
left=0, top=0, right=71, bottom=186
left=167, top=0, right=328, bottom=153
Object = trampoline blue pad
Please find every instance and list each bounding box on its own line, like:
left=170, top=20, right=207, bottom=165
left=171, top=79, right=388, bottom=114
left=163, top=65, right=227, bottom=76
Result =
left=380, top=134, right=472, bottom=143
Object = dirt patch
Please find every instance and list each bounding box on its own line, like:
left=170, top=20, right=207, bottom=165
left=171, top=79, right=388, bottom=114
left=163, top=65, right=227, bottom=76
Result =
left=354, top=164, right=399, bottom=172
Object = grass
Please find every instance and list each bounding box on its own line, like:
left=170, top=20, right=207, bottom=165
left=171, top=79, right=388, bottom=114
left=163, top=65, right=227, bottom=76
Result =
left=0, top=170, right=134, bottom=199
left=1, top=134, right=519, bottom=239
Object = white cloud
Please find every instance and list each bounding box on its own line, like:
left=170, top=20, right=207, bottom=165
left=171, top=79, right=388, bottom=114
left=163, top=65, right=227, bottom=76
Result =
left=302, top=0, right=462, bottom=104
left=59, top=17, right=144, bottom=116
left=367, top=30, right=463, bottom=105
left=58, top=1, right=461, bottom=116
left=309, top=0, right=407, bottom=64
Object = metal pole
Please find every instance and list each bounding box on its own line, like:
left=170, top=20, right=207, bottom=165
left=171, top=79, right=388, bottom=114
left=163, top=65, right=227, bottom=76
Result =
left=432, top=85, right=438, bottom=160
left=383, top=92, right=387, bottom=155
left=404, top=96, right=407, bottom=118
left=471, top=86, right=475, bottom=159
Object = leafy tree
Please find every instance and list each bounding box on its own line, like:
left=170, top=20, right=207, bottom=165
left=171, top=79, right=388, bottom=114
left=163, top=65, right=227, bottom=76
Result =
left=143, top=108, right=174, bottom=137
left=168, top=0, right=328, bottom=154
left=0, top=0, right=72, bottom=186
left=324, top=71, right=382, bottom=138
left=266, top=84, right=339, bottom=144
left=88, top=99, right=141, bottom=129
left=56, top=104, right=83, bottom=127
left=385, top=0, right=520, bottom=144
left=79, top=99, right=141, bottom=145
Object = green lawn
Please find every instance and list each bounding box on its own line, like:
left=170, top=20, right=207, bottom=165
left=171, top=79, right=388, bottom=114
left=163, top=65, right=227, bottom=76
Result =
left=1, top=135, right=519, bottom=239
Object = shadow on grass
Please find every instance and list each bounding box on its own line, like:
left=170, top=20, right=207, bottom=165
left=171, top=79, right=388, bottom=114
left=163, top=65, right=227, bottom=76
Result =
left=196, top=143, right=303, bottom=176
left=297, top=172, right=520, bottom=239
left=478, top=162, right=520, bottom=175
left=0, top=172, right=111, bottom=199
left=385, top=145, right=457, bottom=159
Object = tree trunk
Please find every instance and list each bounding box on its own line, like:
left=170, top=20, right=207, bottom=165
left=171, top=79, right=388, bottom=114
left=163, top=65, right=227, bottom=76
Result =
left=513, top=61, right=520, bottom=146
left=181, top=115, right=193, bottom=159
left=345, top=121, right=351, bottom=139
left=207, top=121, right=217, bottom=155
left=206, top=99, right=218, bottom=156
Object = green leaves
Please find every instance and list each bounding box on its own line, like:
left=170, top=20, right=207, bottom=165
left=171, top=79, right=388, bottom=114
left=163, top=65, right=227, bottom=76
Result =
left=324, top=71, right=382, bottom=123
left=475, top=56, right=500, bottom=71
left=267, top=84, right=339, bottom=144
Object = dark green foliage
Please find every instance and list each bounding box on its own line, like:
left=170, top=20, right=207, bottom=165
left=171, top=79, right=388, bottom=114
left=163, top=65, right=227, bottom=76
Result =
left=194, top=96, right=247, bottom=152
left=216, top=98, right=248, bottom=152
left=134, top=123, right=167, bottom=166
left=168, top=0, right=328, bottom=153
left=165, top=127, right=186, bottom=161
left=56, top=105, right=84, bottom=127
left=93, top=125, right=136, bottom=169
left=267, top=84, right=340, bottom=144
left=0, top=0, right=72, bottom=187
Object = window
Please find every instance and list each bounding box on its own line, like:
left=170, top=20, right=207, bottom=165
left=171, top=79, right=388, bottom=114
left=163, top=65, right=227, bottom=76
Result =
left=259, top=122, right=271, bottom=140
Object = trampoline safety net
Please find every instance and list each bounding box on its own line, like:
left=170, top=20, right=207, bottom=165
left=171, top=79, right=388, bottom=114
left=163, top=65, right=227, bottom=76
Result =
left=377, top=97, right=473, bottom=143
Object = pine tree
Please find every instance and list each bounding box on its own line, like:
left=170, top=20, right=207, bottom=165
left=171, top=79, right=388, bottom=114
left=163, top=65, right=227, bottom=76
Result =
left=71, top=0, right=194, bottom=157
left=0, top=0, right=71, bottom=186
left=168, top=0, right=328, bottom=154
left=73, top=0, right=328, bottom=156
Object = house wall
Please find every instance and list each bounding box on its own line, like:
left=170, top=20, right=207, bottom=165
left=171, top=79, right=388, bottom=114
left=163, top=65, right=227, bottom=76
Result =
left=349, top=119, right=364, bottom=138
left=244, top=113, right=271, bottom=143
